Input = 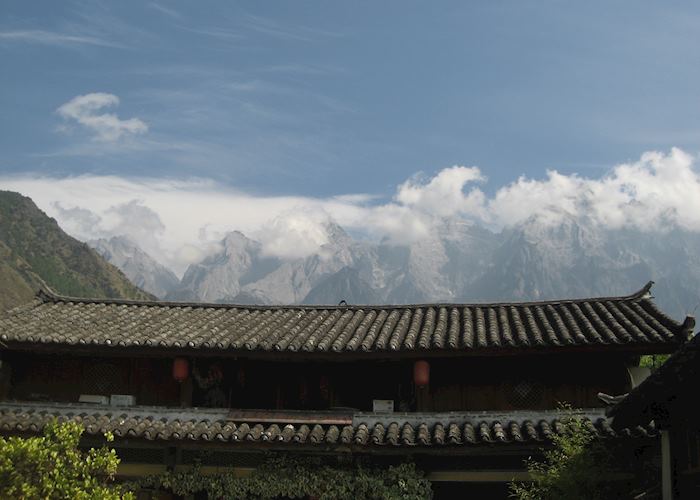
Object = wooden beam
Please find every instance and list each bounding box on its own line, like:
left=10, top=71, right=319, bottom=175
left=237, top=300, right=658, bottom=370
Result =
left=428, top=470, right=530, bottom=482
left=116, top=463, right=255, bottom=478
left=117, top=464, right=167, bottom=477
left=173, top=465, right=255, bottom=476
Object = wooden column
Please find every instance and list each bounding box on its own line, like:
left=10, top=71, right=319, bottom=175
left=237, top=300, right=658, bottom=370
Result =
left=179, top=375, right=193, bottom=408
left=661, top=430, right=673, bottom=500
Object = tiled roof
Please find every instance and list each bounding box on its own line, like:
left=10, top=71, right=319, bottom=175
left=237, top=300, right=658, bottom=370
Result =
left=0, top=282, right=692, bottom=355
left=608, top=333, right=700, bottom=429
left=0, top=403, right=655, bottom=450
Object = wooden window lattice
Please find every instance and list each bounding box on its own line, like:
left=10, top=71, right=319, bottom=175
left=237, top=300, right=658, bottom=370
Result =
left=506, top=379, right=544, bottom=409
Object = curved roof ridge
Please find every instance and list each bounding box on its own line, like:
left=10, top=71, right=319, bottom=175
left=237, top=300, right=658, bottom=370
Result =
left=35, top=281, right=656, bottom=311
left=0, top=281, right=683, bottom=353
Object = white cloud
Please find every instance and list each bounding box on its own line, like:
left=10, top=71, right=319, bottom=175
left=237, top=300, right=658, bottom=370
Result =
left=57, top=93, right=148, bottom=142
left=396, top=166, right=486, bottom=218
left=487, top=147, right=700, bottom=231
left=50, top=203, right=102, bottom=237
left=363, top=204, right=432, bottom=245
left=256, top=209, right=332, bottom=260
left=3, top=148, right=700, bottom=275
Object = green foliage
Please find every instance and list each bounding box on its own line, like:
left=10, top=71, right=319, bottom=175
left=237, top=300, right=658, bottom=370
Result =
left=0, top=420, right=133, bottom=499
left=640, top=354, right=669, bottom=370
left=130, top=455, right=433, bottom=499
left=508, top=406, right=615, bottom=500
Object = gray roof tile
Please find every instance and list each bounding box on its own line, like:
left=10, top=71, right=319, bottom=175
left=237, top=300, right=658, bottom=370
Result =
left=0, top=282, right=692, bottom=355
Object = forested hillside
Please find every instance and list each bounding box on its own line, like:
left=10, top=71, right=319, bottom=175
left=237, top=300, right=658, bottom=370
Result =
left=0, top=191, right=152, bottom=311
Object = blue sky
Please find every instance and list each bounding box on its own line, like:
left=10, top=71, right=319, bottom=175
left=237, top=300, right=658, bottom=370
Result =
left=3, top=1, right=700, bottom=198
left=3, top=1, right=700, bottom=274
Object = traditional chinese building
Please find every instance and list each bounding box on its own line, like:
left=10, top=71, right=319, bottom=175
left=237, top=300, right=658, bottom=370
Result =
left=0, top=282, right=694, bottom=498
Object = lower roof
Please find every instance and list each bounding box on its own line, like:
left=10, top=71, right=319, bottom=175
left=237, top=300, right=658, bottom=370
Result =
left=0, top=402, right=655, bottom=453
left=608, top=333, right=700, bottom=429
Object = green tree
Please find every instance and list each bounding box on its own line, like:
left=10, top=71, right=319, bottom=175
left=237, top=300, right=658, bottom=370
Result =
left=640, top=354, right=669, bottom=370
left=0, top=420, right=133, bottom=499
left=509, top=407, right=615, bottom=500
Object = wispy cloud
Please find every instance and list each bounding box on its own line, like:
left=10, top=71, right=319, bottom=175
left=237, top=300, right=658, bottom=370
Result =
left=243, top=14, right=342, bottom=42
left=69, top=2, right=162, bottom=50
left=0, top=29, right=121, bottom=48
left=30, top=136, right=200, bottom=159
left=1, top=1, right=160, bottom=51
left=174, top=11, right=343, bottom=46
left=148, top=2, right=183, bottom=20
left=177, top=25, right=243, bottom=41
left=56, top=93, right=148, bottom=142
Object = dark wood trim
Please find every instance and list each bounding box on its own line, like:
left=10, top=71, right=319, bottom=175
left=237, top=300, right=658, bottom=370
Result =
left=0, top=341, right=680, bottom=362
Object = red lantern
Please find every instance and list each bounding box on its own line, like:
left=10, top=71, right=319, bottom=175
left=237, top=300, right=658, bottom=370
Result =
left=414, top=360, right=430, bottom=387
left=172, top=357, right=189, bottom=382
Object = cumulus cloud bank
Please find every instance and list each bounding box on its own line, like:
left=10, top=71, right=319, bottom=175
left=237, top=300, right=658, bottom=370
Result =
left=2, top=148, right=700, bottom=274
left=57, top=93, right=148, bottom=141
left=487, top=147, right=700, bottom=230
left=396, top=166, right=486, bottom=219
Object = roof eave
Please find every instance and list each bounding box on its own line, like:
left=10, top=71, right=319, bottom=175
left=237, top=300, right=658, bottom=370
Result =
left=0, top=339, right=683, bottom=360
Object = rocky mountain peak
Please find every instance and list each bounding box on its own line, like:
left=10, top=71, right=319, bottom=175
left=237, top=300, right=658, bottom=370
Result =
left=90, top=236, right=179, bottom=299
left=83, top=210, right=698, bottom=320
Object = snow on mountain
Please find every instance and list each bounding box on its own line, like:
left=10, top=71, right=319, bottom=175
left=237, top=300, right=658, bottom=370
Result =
left=166, top=231, right=281, bottom=302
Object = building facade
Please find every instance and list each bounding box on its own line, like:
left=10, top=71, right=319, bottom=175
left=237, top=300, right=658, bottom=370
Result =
left=0, top=282, right=694, bottom=498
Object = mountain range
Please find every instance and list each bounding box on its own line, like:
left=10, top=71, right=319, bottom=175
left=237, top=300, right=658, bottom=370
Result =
left=90, top=211, right=700, bottom=321
left=0, top=188, right=697, bottom=322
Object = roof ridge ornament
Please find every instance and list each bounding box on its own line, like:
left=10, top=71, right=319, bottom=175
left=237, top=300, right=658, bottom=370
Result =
left=36, top=286, right=60, bottom=302
left=681, top=315, right=696, bottom=339
left=637, top=280, right=654, bottom=299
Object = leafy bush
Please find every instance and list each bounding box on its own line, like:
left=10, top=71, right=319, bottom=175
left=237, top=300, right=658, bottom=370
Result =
left=131, top=455, right=433, bottom=499
left=509, top=406, right=616, bottom=500
left=0, top=420, right=133, bottom=499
